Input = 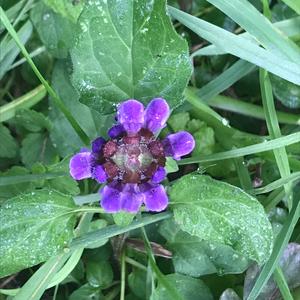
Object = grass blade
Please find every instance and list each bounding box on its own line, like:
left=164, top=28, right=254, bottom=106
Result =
left=192, top=16, right=300, bottom=56
left=206, top=95, right=300, bottom=125
left=206, top=0, right=300, bottom=63
left=13, top=253, right=71, bottom=300
left=0, top=85, right=46, bottom=122
left=197, top=59, right=255, bottom=101
left=273, top=266, right=294, bottom=300
left=70, top=212, right=172, bottom=249
left=281, top=0, right=300, bottom=14
left=246, top=194, right=300, bottom=300
left=178, top=131, right=300, bottom=165
left=169, top=6, right=300, bottom=85
left=0, top=7, right=90, bottom=146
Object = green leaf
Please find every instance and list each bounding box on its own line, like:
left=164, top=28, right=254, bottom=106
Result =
left=21, top=133, right=57, bottom=167
left=151, top=274, right=213, bottom=300
left=15, top=109, right=51, bottom=132
left=192, top=125, right=215, bottom=155
left=159, top=220, right=249, bottom=277
left=43, top=0, right=84, bottom=23
left=71, top=0, right=192, bottom=114
left=86, top=260, right=113, bottom=288
left=281, top=0, right=300, bottom=15
left=50, top=60, right=110, bottom=156
left=270, top=74, right=300, bottom=109
left=244, top=243, right=300, bottom=299
left=165, top=157, right=179, bottom=174
left=169, top=6, right=300, bottom=85
left=113, top=211, right=135, bottom=226
left=169, top=174, right=274, bottom=264
left=30, top=1, right=76, bottom=58
left=0, top=124, right=17, bottom=158
left=0, top=189, right=77, bottom=278
left=168, top=112, right=190, bottom=132
left=69, top=284, right=102, bottom=300
left=128, top=269, right=147, bottom=299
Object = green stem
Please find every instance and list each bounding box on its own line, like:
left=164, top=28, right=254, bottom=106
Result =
left=125, top=257, right=147, bottom=271
left=273, top=267, right=294, bottom=300
left=0, top=7, right=90, bottom=145
left=120, top=251, right=126, bottom=300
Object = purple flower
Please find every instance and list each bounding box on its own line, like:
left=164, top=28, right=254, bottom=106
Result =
left=69, top=98, right=195, bottom=213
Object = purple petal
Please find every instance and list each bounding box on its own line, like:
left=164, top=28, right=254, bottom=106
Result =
left=69, top=152, right=92, bottom=180
left=144, top=98, right=170, bottom=133
left=92, top=165, right=107, bottom=183
left=121, top=184, right=143, bottom=213
left=117, top=100, right=144, bottom=135
left=108, top=124, right=125, bottom=139
left=152, top=166, right=166, bottom=183
left=142, top=184, right=168, bottom=212
left=100, top=184, right=122, bottom=213
left=163, top=131, right=195, bottom=160
left=92, top=137, right=106, bottom=153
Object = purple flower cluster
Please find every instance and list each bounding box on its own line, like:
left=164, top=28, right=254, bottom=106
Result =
left=69, top=98, right=195, bottom=213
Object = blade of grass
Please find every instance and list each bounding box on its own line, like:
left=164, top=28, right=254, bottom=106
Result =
left=205, top=0, right=300, bottom=63
left=70, top=212, right=172, bottom=250
left=0, top=172, right=68, bottom=186
left=281, top=0, right=300, bottom=14
left=0, top=7, right=90, bottom=146
left=178, top=131, right=300, bottom=165
left=168, top=6, right=300, bottom=85
left=192, top=16, right=300, bottom=56
left=273, top=266, right=294, bottom=300
left=206, top=95, right=300, bottom=125
left=234, top=157, right=253, bottom=193
left=246, top=191, right=300, bottom=300
left=255, top=172, right=300, bottom=194
left=0, top=85, right=46, bottom=122
left=260, top=68, right=292, bottom=209
left=13, top=253, right=71, bottom=300
left=197, top=59, right=256, bottom=101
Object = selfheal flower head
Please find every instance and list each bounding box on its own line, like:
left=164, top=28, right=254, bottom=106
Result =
left=69, top=98, right=195, bottom=213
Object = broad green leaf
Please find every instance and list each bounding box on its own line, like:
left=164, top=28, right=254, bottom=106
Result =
left=15, top=109, right=51, bottom=132
left=71, top=0, right=192, bottom=114
left=113, top=211, right=135, bottom=226
left=0, top=189, right=77, bottom=277
left=86, top=260, right=113, bottom=288
left=30, top=1, right=76, bottom=58
left=0, top=124, right=17, bottom=158
left=128, top=269, right=147, bottom=299
left=20, top=132, right=57, bottom=167
left=43, top=0, right=84, bottom=23
left=169, top=6, right=300, bottom=85
left=50, top=60, right=110, bottom=156
left=169, top=174, right=273, bottom=264
left=205, top=0, right=300, bottom=63
left=159, top=220, right=249, bottom=277
left=151, top=274, right=213, bottom=300
left=244, top=243, right=300, bottom=299
left=270, top=74, right=300, bottom=109
left=69, top=284, right=102, bottom=300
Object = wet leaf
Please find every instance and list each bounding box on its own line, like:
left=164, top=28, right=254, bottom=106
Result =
left=244, top=243, right=300, bottom=299
left=270, top=74, right=300, bottom=109
left=159, top=220, right=249, bottom=277
left=0, top=124, right=17, bottom=158
left=69, top=284, right=102, bottom=300
left=86, top=260, right=113, bottom=288
left=31, top=1, right=76, bottom=58
left=151, top=273, right=213, bottom=300
left=169, top=174, right=273, bottom=264
left=71, top=0, right=192, bottom=114
left=0, top=189, right=77, bottom=278
left=15, top=109, right=51, bottom=132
